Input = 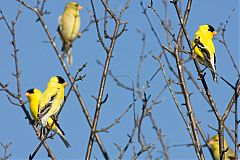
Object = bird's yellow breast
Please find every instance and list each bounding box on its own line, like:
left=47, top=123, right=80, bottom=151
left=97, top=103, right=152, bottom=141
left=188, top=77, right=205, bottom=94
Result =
left=60, top=9, right=80, bottom=42
left=29, top=99, right=39, bottom=121
left=192, top=31, right=215, bottom=64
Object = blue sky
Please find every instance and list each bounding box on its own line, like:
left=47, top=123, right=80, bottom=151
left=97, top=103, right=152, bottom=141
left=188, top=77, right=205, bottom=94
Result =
left=0, top=0, right=239, bottom=159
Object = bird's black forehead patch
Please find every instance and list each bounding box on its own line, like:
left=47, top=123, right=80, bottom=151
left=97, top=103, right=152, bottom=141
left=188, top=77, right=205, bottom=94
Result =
left=56, top=76, right=65, bottom=84
left=26, top=88, right=34, bottom=94
left=207, top=24, right=215, bottom=32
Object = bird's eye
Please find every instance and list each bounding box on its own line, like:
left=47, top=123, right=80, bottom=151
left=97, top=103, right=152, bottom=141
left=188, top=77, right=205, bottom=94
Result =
left=75, top=4, right=78, bottom=7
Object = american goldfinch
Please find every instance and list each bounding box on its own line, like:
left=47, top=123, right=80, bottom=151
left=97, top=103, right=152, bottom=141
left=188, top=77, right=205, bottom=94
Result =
left=208, top=134, right=235, bottom=160
left=25, top=88, right=71, bottom=148
left=38, top=76, right=68, bottom=129
left=58, top=2, right=83, bottom=65
left=192, top=24, right=218, bottom=82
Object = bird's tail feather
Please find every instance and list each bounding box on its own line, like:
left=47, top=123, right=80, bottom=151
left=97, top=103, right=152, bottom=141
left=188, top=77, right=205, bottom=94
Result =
left=206, top=55, right=217, bottom=83
left=209, top=64, right=217, bottom=83
left=66, top=48, right=73, bottom=65
left=62, top=44, right=73, bottom=65
left=59, top=134, right=71, bottom=148
left=211, top=70, right=218, bottom=83
left=55, top=127, right=71, bottom=148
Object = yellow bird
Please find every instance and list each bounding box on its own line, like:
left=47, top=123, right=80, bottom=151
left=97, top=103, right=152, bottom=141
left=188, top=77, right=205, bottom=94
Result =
left=58, top=2, right=83, bottom=65
left=25, top=88, right=71, bottom=148
left=208, top=134, right=235, bottom=160
left=192, top=24, right=218, bottom=82
left=38, top=76, right=68, bottom=128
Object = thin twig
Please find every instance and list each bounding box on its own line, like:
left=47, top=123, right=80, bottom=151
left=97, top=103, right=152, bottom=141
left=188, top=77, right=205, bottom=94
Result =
left=97, top=102, right=134, bottom=133
left=17, top=1, right=110, bottom=159
left=131, top=145, right=151, bottom=160
left=136, top=29, right=146, bottom=96
left=234, top=80, right=239, bottom=159
left=85, top=0, right=126, bottom=159
left=1, top=8, right=56, bottom=159
left=137, top=92, right=149, bottom=148
left=218, top=8, right=239, bottom=76
left=117, top=122, right=137, bottom=159
left=0, top=143, right=12, bottom=160
left=171, top=0, right=204, bottom=158
left=153, top=54, right=195, bottom=153
left=148, top=113, right=170, bottom=160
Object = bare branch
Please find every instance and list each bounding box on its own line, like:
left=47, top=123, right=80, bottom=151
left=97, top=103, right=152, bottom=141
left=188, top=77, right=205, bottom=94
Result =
left=17, top=1, right=110, bottom=159
left=1, top=7, right=56, bottom=159
left=137, top=92, right=149, bottom=148
left=97, top=102, right=133, bottom=133
left=148, top=113, right=170, bottom=160
left=117, top=123, right=137, bottom=159
left=131, top=145, right=151, bottom=160
left=218, top=8, right=239, bottom=76
left=171, top=1, right=205, bottom=158
left=0, top=143, right=12, bottom=160
left=136, top=29, right=146, bottom=94
left=153, top=54, right=195, bottom=152
left=0, top=83, right=18, bottom=99
left=86, top=0, right=126, bottom=158
left=90, top=0, right=108, bottom=52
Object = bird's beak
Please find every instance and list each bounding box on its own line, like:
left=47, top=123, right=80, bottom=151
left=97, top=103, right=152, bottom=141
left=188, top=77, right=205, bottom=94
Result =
left=25, top=92, right=29, bottom=96
left=63, top=82, right=68, bottom=87
left=213, top=31, right=218, bottom=36
left=78, top=5, right=83, bottom=11
left=208, top=140, right=213, bottom=145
